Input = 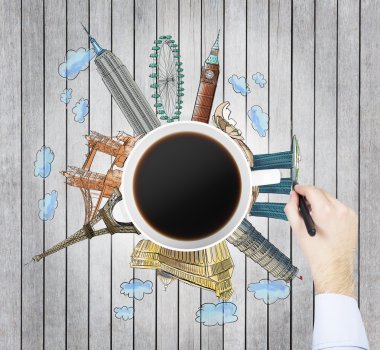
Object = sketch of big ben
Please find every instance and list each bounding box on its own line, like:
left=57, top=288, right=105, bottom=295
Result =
left=191, top=32, right=220, bottom=123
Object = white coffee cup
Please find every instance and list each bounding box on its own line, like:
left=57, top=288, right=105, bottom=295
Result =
left=121, top=121, right=280, bottom=251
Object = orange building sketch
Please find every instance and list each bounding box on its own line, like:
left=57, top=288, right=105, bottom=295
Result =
left=62, top=131, right=140, bottom=223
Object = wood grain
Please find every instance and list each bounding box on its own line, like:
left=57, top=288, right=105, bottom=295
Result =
left=1, top=1, right=378, bottom=349
left=156, top=1, right=180, bottom=349
left=178, top=0, right=202, bottom=349
left=44, top=0, right=67, bottom=348
left=292, top=1, right=315, bottom=349
left=315, top=0, right=337, bottom=196
left=133, top=1, right=158, bottom=349
left=268, top=1, right=292, bottom=349
left=21, top=1, right=44, bottom=348
left=111, top=0, right=135, bottom=348
left=337, top=0, right=360, bottom=299
left=66, top=1, right=90, bottom=348
left=88, top=0, right=113, bottom=349
left=200, top=1, right=225, bottom=349
left=246, top=0, right=269, bottom=349
left=360, top=0, right=380, bottom=346
left=0, top=1, right=21, bottom=349
left=223, top=1, right=247, bottom=349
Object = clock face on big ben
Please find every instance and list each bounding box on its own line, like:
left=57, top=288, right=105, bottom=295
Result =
left=205, top=70, right=214, bottom=80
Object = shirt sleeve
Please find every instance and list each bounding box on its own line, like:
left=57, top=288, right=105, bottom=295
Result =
left=313, top=293, right=369, bottom=350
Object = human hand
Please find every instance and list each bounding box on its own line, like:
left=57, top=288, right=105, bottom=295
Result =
left=284, top=185, right=357, bottom=298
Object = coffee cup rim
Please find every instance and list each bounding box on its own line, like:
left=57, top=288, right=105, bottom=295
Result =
left=121, top=121, right=252, bottom=251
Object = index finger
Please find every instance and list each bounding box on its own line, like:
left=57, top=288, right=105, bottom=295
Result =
left=294, top=184, right=331, bottom=210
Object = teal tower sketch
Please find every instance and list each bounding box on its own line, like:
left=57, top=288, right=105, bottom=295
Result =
left=82, top=25, right=161, bottom=135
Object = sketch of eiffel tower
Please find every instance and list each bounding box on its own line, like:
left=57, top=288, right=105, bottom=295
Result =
left=33, top=188, right=136, bottom=262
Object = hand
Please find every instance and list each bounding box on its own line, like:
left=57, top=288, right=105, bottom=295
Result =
left=284, top=185, right=357, bottom=298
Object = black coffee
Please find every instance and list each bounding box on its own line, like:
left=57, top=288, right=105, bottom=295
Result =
left=133, top=132, right=241, bottom=241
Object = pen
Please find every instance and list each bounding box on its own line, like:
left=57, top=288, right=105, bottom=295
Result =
left=291, top=135, right=316, bottom=236
left=297, top=192, right=316, bottom=237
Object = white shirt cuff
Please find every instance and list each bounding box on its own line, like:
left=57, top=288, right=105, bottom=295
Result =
left=313, top=293, right=369, bottom=350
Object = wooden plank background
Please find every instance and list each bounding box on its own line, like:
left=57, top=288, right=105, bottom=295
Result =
left=0, top=0, right=379, bottom=349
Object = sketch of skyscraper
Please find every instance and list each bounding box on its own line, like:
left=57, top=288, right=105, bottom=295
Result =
left=83, top=25, right=161, bottom=135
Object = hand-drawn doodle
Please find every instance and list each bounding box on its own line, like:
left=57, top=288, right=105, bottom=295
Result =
left=114, top=306, right=134, bottom=321
left=247, top=279, right=290, bottom=305
left=247, top=105, right=269, bottom=137
left=213, top=101, right=294, bottom=191
left=34, top=27, right=302, bottom=307
left=33, top=189, right=136, bottom=262
left=62, top=131, right=140, bottom=224
left=60, top=88, right=72, bottom=104
left=195, top=302, right=238, bottom=326
left=130, top=240, right=234, bottom=300
left=228, top=74, right=250, bottom=96
left=228, top=219, right=298, bottom=281
left=192, top=32, right=220, bottom=123
left=213, top=101, right=243, bottom=139
left=213, top=102, right=299, bottom=281
left=250, top=202, right=288, bottom=220
left=34, top=105, right=300, bottom=300
left=58, top=47, right=95, bottom=80
left=150, top=35, right=183, bottom=123
left=120, top=278, right=153, bottom=300
left=250, top=135, right=301, bottom=221
left=34, top=146, right=54, bottom=178
left=252, top=72, right=267, bottom=88
left=38, top=190, right=58, bottom=221
left=82, top=25, right=160, bottom=135
left=157, top=270, right=176, bottom=291
left=72, top=97, right=89, bottom=123
left=245, top=135, right=301, bottom=224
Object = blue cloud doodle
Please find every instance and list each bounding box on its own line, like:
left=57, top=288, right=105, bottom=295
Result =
left=228, top=75, right=250, bottom=96
left=38, top=190, right=58, bottom=221
left=60, top=88, right=73, bottom=104
left=72, top=98, right=89, bottom=123
left=34, top=146, right=55, bottom=178
left=195, top=302, right=238, bottom=326
left=114, top=306, right=134, bottom=321
left=247, top=105, right=269, bottom=137
left=58, top=48, right=95, bottom=80
left=247, top=279, right=290, bottom=305
left=120, top=278, right=153, bottom=301
left=252, top=72, right=267, bottom=88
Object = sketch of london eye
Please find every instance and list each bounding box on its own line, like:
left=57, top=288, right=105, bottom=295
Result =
left=150, top=35, right=184, bottom=123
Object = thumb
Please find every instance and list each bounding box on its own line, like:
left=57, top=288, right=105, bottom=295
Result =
left=284, top=191, right=305, bottom=234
